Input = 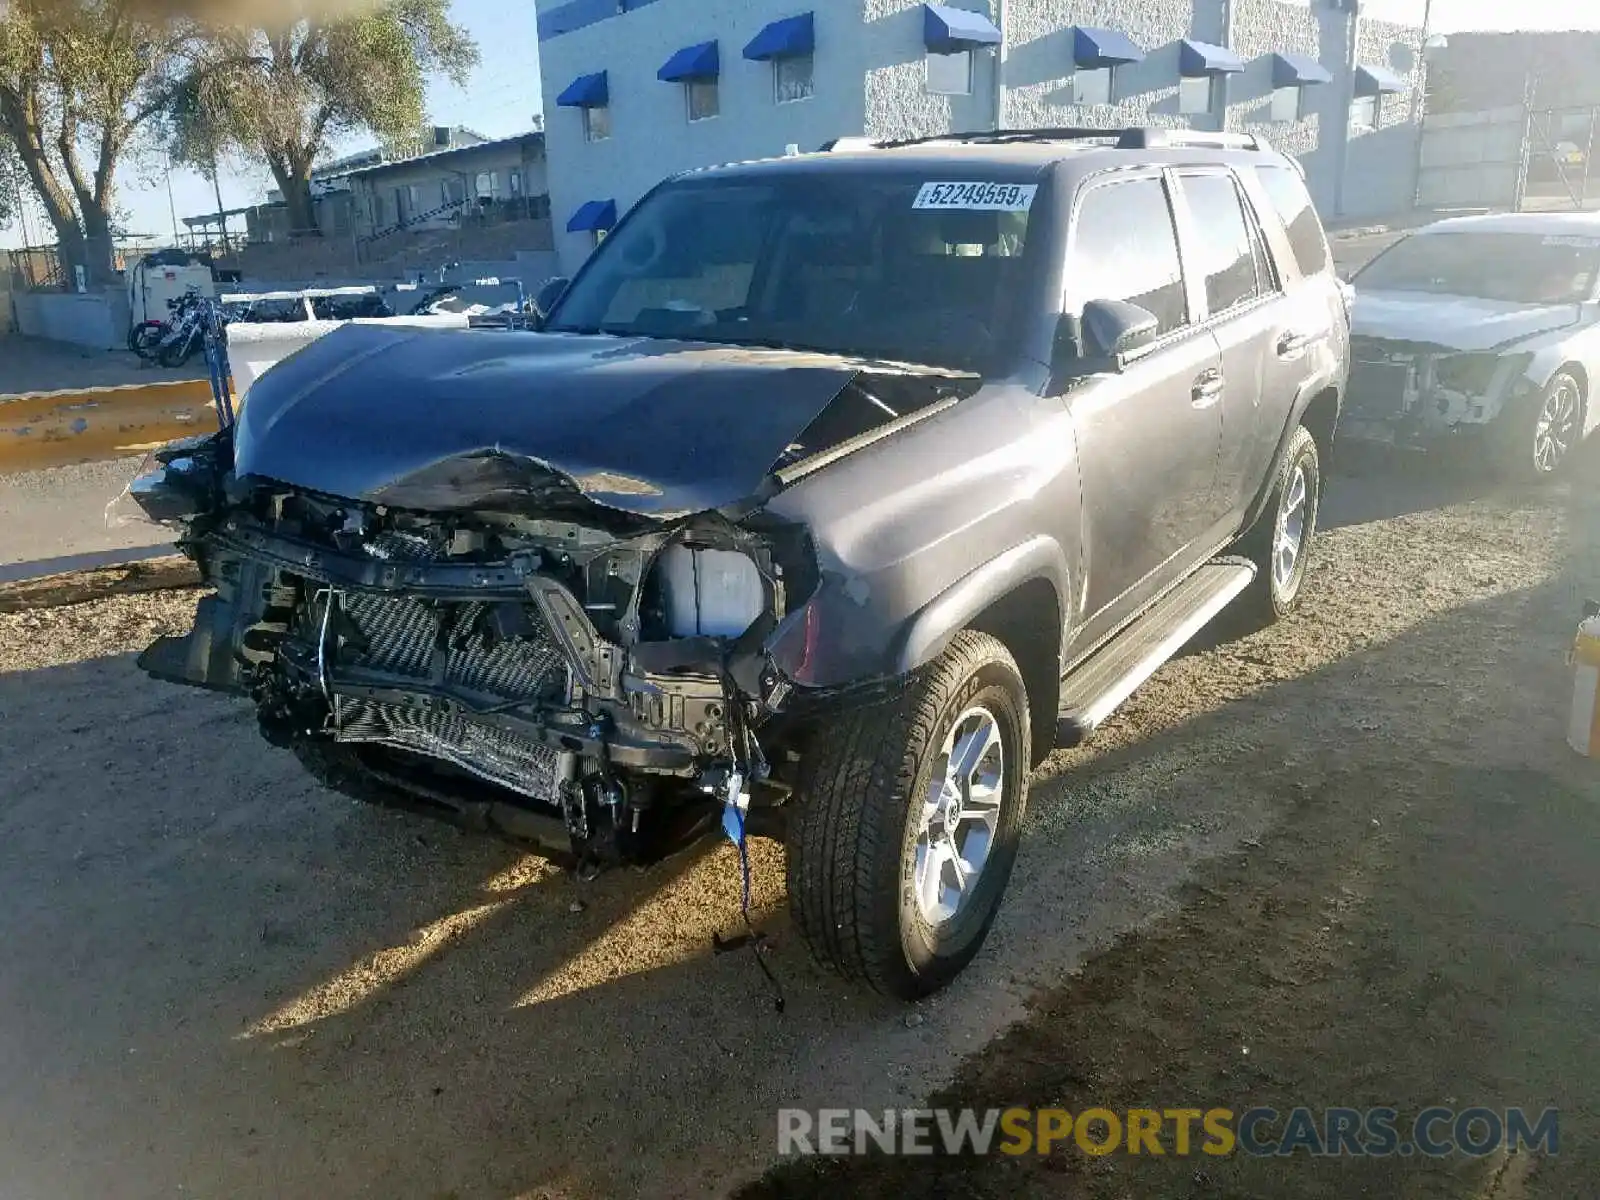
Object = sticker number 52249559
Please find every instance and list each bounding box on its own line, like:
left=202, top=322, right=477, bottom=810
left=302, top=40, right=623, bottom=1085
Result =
left=912, top=182, right=1039, bottom=212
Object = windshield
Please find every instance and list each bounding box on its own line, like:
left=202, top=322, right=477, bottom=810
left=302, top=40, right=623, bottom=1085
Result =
left=545, top=172, right=1040, bottom=371
left=1354, top=230, right=1600, bottom=304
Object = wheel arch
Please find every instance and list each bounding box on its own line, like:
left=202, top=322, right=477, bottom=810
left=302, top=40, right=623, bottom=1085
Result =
left=1554, top=360, right=1589, bottom=420
left=891, top=536, right=1070, bottom=768
left=1240, top=382, right=1339, bottom=536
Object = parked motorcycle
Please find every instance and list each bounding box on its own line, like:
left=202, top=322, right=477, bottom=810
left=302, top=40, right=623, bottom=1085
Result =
left=154, top=291, right=212, bottom=368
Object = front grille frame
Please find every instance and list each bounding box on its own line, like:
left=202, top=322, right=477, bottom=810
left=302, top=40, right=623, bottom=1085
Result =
left=335, top=590, right=571, bottom=708
left=307, top=588, right=576, bottom=801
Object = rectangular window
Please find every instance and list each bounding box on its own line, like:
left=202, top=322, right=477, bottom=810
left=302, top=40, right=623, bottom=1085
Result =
left=776, top=52, right=814, bottom=103
left=1178, top=74, right=1218, bottom=116
left=687, top=79, right=720, bottom=121
left=1270, top=85, right=1304, bottom=123
left=509, top=169, right=524, bottom=197
left=926, top=50, right=972, bottom=95
left=1350, top=94, right=1378, bottom=133
left=1075, top=66, right=1114, bottom=106
left=583, top=105, right=611, bottom=142
left=1177, top=173, right=1265, bottom=315
left=1254, top=164, right=1331, bottom=277
left=475, top=172, right=497, bottom=200
left=1069, top=176, right=1188, bottom=334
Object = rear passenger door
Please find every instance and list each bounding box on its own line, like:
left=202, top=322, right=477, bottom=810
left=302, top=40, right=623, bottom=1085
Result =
left=1171, top=169, right=1292, bottom=528
left=1062, top=172, right=1226, bottom=633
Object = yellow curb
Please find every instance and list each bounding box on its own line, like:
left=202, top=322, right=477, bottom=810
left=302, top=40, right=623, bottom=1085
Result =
left=0, top=379, right=227, bottom=472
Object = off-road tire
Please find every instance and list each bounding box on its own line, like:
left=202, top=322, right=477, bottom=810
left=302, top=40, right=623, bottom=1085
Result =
left=786, top=630, right=1031, bottom=1000
left=1235, top=424, right=1321, bottom=627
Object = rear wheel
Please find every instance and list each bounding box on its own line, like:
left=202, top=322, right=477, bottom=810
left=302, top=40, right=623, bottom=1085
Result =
left=786, top=630, right=1030, bottom=1000
left=128, top=322, right=164, bottom=359
left=1235, top=425, right=1321, bottom=627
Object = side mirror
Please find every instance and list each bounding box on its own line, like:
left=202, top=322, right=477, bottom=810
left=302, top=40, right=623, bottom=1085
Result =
left=530, top=276, right=571, bottom=327
left=1080, top=298, right=1160, bottom=363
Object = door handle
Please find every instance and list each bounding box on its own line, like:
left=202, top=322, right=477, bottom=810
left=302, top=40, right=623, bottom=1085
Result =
left=1191, top=369, right=1224, bottom=408
left=1276, top=330, right=1311, bottom=358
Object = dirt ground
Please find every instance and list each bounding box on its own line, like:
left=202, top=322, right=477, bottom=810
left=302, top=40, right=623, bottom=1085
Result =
left=1, top=449, right=1597, bottom=1200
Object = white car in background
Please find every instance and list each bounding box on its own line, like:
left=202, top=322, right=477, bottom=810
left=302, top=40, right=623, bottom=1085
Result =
left=1345, top=212, right=1600, bottom=477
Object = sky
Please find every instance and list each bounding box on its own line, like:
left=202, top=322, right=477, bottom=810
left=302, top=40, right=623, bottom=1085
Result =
left=0, top=0, right=1595, bottom=251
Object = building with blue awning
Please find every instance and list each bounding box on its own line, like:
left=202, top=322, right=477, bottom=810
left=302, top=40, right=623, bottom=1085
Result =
left=535, top=0, right=1431, bottom=271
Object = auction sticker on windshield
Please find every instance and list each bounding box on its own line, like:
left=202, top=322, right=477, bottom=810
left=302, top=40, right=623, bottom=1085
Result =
left=913, top=182, right=1038, bottom=211
left=1542, top=236, right=1600, bottom=248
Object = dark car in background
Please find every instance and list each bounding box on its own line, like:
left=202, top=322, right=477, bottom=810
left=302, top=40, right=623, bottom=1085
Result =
left=132, top=128, right=1349, bottom=999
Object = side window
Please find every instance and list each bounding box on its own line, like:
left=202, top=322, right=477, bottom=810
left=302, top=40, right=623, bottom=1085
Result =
left=1069, top=177, right=1187, bottom=335
left=1254, top=164, right=1331, bottom=278
left=1177, top=173, right=1263, bottom=316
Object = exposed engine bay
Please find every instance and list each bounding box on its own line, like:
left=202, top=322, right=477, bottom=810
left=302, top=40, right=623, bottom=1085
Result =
left=132, top=328, right=979, bottom=869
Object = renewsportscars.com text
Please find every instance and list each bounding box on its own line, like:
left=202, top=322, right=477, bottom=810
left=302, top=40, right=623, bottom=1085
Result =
left=777, top=1106, right=1559, bottom=1159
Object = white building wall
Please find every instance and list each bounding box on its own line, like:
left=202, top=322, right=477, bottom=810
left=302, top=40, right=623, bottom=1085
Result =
left=537, top=0, right=1426, bottom=273
left=537, top=0, right=873, bottom=272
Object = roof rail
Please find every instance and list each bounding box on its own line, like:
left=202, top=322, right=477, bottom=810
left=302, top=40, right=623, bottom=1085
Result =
left=874, top=127, right=1120, bottom=150
left=1115, top=128, right=1271, bottom=152
left=855, top=126, right=1274, bottom=154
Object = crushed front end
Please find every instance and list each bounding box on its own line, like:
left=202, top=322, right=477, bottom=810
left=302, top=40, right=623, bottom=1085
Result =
left=133, top=429, right=813, bottom=865
left=1342, top=336, right=1541, bottom=450
left=128, top=323, right=982, bottom=867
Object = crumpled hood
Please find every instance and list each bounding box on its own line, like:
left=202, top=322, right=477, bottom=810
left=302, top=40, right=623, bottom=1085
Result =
left=233, top=324, right=915, bottom=518
left=1351, top=289, right=1582, bottom=352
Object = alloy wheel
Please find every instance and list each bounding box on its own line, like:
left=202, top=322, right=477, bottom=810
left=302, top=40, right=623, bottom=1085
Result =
left=913, top=706, right=1005, bottom=927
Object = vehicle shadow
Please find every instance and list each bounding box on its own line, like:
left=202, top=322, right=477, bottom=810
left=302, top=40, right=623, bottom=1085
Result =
left=0, top=470, right=1593, bottom=1200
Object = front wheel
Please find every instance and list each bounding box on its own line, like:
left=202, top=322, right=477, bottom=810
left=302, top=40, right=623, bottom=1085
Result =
left=159, top=333, right=198, bottom=368
left=1235, top=424, right=1321, bottom=627
left=786, top=630, right=1031, bottom=1000
left=1495, top=370, right=1584, bottom=481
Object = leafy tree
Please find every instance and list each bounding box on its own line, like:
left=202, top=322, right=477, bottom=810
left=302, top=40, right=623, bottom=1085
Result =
left=0, top=0, right=186, bottom=282
left=166, top=0, right=477, bottom=237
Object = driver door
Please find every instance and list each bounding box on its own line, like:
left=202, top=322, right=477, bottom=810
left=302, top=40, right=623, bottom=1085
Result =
left=1061, top=172, right=1225, bottom=639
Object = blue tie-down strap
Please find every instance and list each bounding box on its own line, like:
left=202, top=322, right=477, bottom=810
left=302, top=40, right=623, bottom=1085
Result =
left=714, top=774, right=785, bottom=1011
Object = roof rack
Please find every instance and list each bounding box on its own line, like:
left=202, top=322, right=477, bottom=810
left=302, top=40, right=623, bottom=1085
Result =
left=846, top=126, right=1272, bottom=153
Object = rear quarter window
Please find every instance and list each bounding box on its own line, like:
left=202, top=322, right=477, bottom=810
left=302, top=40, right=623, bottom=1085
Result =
left=1254, top=165, right=1330, bottom=278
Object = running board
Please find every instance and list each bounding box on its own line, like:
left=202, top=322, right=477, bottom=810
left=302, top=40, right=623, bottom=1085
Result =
left=1056, top=558, right=1256, bottom=748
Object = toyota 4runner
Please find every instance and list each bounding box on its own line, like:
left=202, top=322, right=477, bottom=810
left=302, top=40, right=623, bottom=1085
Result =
left=133, top=127, right=1350, bottom=999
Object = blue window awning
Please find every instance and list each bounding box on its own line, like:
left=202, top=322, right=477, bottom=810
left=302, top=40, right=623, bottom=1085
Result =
left=1180, top=39, right=1245, bottom=76
left=555, top=70, right=608, bottom=108
left=1073, top=27, right=1144, bottom=69
left=658, top=40, right=720, bottom=82
left=1271, top=52, right=1333, bottom=88
left=922, top=4, right=1000, bottom=54
left=567, top=199, right=617, bottom=233
left=1355, top=63, right=1406, bottom=95
left=744, top=13, right=814, bottom=61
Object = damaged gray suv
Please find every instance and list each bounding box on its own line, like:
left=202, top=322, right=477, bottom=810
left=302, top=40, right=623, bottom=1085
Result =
left=135, top=128, right=1349, bottom=999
